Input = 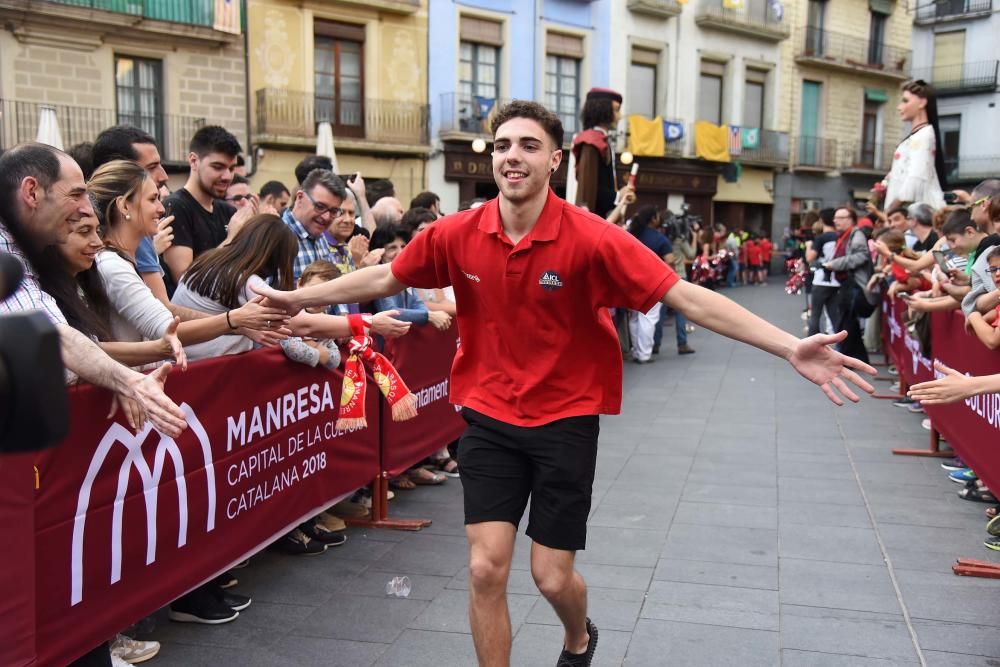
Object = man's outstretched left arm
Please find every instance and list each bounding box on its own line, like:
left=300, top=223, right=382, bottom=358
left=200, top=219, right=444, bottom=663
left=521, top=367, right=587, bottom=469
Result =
left=662, top=280, right=877, bottom=405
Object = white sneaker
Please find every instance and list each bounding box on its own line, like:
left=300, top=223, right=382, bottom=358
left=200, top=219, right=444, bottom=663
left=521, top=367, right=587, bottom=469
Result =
left=111, top=656, right=132, bottom=667
left=922, top=418, right=931, bottom=431
left=110, top=634, right=160, bottom=664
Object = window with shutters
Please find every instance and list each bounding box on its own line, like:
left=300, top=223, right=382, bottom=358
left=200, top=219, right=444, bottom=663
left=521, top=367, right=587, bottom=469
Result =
left=698, top=61, right=725, bottom=125
left=629, top=47, right=659, bottom=119
left=868, top=11, right=888, bottom=65
left=459, top=16, right=502, bottom=133
left=314, top=21, right=365, bottom=137
left=545, top=33, right=584, bottom=134
left=743, top=68, right=767, bottom=129
left=115, top=56, right=163, bottom=147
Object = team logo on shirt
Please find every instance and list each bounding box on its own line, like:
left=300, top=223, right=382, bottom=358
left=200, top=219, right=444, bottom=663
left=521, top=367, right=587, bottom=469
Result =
left=539, top=270, right=563, bottom=291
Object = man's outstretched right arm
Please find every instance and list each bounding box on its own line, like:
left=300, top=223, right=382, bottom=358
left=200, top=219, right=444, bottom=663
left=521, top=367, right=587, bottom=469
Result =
left=253, top=263, right=407, bottom=314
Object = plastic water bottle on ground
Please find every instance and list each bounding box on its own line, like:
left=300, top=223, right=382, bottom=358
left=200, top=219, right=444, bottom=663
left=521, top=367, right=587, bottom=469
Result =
left=386, top=576, right=411, bottom=598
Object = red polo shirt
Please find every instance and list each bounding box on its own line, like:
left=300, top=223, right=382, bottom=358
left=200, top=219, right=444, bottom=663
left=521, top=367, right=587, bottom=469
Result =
left=390, top=190, right=679, bottom=426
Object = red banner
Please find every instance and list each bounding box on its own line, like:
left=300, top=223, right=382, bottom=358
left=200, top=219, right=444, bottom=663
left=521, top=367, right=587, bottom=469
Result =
left=30, top=349, right=380, bottom=666
left=380, top=325, right=466, bottom=477
left=881, top=300, right=1000, bottom=493
left=0, top=453, right=36, bottom=667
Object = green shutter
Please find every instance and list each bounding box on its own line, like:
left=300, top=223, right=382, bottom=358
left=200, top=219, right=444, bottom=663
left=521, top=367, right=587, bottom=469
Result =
left=869, top=0, right=893, bottom=15
left=865, top=87, right=888, bottom=103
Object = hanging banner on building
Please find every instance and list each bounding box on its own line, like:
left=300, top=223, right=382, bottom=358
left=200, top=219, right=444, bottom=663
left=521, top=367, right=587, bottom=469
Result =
left=28, top=349, right=379, bottom=666
left=380, top=325, right=465, bottom=477
left=213, top=0, right=242, bottom=34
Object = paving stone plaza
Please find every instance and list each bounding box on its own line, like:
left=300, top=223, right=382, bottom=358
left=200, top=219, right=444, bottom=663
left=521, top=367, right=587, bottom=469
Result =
left=147, top=285, right=1000, bottom=666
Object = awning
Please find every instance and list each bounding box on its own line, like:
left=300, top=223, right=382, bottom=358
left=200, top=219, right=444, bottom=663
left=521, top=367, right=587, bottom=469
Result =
left=869, top=0, right=893, bottom=15
left=713, top=167, right=774, bottom=204
left=865, top=87, right=889, bottom=103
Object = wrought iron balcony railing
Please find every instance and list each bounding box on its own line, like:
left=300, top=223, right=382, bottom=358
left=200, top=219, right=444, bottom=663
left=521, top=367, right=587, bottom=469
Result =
left=256, top=89, right=430, bottom=145
left=39, top=0, right=228, bottom=30
left=695, top=0, right=790, bottom=41
left=794, top=136, right=839, bottom=169
left=0, top=99, right=204, bottom=164
left=915, top=0, right=992, bottom=22
left=798, top=26, right=910, bottom=78
left=910, top=61, right=999, bottom=96
left=739, top=129, right=790, bottom=165
left=841, top=140, right=895, bottom=172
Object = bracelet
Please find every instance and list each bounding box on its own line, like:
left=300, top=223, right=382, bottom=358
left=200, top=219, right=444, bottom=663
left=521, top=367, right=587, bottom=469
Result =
left=225, top=310, right=237, bottom=330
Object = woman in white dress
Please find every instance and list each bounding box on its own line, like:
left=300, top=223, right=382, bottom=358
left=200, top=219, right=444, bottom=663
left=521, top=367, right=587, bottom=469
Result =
left=884, top=80, right=948, bottom=211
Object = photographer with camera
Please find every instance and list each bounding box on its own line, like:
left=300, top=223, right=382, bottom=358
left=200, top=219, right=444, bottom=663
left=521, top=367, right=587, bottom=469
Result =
left=0, top=143, right=187, bottom=438
left=656, top=207, right=697, bottom=355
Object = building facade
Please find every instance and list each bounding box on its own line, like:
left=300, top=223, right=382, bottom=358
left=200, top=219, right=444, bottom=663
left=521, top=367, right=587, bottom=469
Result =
left=609, top=0, right=791, bottom=237
left=910, top=0, right=999, bottom=190
left=0, top=0, right=246, bottom=186
left=247, top=0, right=429, bottom=205
left=426, top=0, right=612, bottom=212
left=776, top=0, right=913, bottom=230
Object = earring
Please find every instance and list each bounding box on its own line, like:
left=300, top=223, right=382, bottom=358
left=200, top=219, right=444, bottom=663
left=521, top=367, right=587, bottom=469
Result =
left=125, top=214, right=131, bottom=220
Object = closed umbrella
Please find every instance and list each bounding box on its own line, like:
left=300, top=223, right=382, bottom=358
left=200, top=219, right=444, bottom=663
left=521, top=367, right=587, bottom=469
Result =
left=36, top=105, right=64, bottom=150
left=316, top=121, right=339, bottom=173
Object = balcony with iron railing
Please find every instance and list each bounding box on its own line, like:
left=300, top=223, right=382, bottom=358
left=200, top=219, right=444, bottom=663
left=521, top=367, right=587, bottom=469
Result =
left=0, top=99, right=204, bottom=164
left=915, top=0, right=993, bottom=23
left=255, top=89, right=430, bottom=149
left=840, top=140, right=894, bottom=174
left=797, top=26, right=910, bottom=79
left=695, top=0, right=790, bottom=42
left=626, top=0, right=682, bottom=18
left=793, top=136, right=839, bottom=170
left=910, top=61, right=999, bottom=96
left=739, top=129, right=790, bottom=166
left=945, top=156, right=1000, bottom=183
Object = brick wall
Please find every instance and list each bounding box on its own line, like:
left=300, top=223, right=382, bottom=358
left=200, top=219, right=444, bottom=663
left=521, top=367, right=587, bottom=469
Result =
left=175, top=44, right=247, bottom=145
left=12, top=44, right=105, bottom=108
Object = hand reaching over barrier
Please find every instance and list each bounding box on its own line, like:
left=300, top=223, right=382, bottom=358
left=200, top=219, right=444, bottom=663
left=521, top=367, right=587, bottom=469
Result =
left=909, top=361, right=1000, bottom=405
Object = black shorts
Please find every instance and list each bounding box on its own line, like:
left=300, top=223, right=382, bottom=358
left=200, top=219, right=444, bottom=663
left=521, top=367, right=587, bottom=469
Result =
left=458, top=408, right=599, bottom=551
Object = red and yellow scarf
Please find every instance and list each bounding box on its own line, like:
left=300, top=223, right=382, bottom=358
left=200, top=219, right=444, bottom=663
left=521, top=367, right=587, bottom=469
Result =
left=337, top=314, right=418, bottom=430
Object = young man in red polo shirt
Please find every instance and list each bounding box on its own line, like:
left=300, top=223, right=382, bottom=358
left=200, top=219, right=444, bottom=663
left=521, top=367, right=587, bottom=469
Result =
left=255, top=101, right=876, bottom=667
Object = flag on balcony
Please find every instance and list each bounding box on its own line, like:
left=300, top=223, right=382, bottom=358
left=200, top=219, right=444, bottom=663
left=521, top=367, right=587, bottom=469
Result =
left=694, top=121, right=730, bottom=163
left=742, top=128, right=760, bottom=150
left=769, top=0, right=785, bottom=21
left=723, top=0, right=745, bottom=8
left=663, top=120, right=684, bottom=143
left=729, top=126, right=743, bottom=156
left=213, top=0, right=241, bottom=35
left=627, top=115, right=665, bottom=157
left=473, top=96, right=496, bottom=132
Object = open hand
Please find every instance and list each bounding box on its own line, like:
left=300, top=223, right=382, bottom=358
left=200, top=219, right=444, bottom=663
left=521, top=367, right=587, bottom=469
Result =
left=250, top=283, right=303, bottom=316
left=908, top=361, right=973, bottom=405
left=788, top=331, right=877, bottom=405
left=232, top=295, right=291, bottom=331
left=371, top=310, right=411, bottom=338
left=160, top=316, right=187, bottom=371
left=126, top=364, right=187, bottom=437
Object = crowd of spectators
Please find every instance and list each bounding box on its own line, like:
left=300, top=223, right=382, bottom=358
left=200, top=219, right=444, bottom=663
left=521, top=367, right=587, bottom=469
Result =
left=786, top=179, right=1000, bottom=553
left=0, top=121, right=465, bottom=666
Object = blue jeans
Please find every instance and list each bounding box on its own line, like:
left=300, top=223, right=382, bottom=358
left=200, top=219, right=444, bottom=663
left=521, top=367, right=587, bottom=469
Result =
left=654, top=307, right=688, bottom=348
left=726, top=257, right=740, bottom=288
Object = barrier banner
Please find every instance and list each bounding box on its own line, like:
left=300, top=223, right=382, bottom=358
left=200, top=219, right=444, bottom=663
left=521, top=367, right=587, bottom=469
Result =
left=0, top=452, right=36, bottom=667
left=881, top=300, right=1000, bottom=493
left=926, top=308, right=1000, bottom=494
left=380, top=325, right=465, bottom=477
left=30, top=349, right=379, bottom=666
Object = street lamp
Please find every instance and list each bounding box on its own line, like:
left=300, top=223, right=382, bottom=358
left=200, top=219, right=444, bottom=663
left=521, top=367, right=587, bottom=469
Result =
left=472, top=137, right=487, bottom=153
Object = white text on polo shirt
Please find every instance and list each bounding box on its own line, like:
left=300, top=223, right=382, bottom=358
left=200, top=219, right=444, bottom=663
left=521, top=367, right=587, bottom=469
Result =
left=539, top=271, right=563, bottom=289
left=416, top=379, right=450, bottom=408
left=463, top=271, right=481, bottom=283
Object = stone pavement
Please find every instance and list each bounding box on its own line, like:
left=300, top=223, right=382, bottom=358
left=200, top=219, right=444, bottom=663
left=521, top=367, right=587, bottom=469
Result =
left=148, top=283, right=1000, bottom=666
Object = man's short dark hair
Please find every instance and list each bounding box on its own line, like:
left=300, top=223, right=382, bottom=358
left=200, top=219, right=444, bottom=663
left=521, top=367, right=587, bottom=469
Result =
left=580, top=97, right=616, bottom=132
left=189, top=125, right=242, bottom=159
left=400, top=207, right=438, bottom=234
left=301, top=169, right=346, bottom=200
left=365, top=179, right=396, bottom=208
left=230, top=174, right=249, bottom=186
left=819, top=208, right=836, bottom=226
left=409, top=191, right=439, bottom=211
left=259, top=180, right=290, bottom=199
left=941, top=208, right=976, bottom=237
left=92, top=125, right=156, bottom=169
left=68, top=142, right=95, bottom=180
left=886, top=206, right=907, bottom=219
left=0, top=142, right=65, bottom=257
left=837, top=207, right=858, bottom=224
left=294, top=155, right=334, bottom=185
left=490, top=100, right=564, bottom=149
left=236, top=154, right=245, bottom=167
left=369, top=223, right=410, bottom=251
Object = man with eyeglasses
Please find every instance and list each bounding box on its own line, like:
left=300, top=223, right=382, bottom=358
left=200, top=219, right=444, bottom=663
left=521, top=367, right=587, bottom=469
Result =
left=961, top=180, right=1000, bottom=322
left=224, top=175, right=257, bottom=211
left=282, top=168, right=348, bottom=283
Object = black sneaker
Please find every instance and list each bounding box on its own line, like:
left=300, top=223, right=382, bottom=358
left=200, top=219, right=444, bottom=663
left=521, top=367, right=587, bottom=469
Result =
left=892, top=397, right=915, bottom=408
left=168, top=586, right=239, bottom=625
left=300, top=520, right=348, bottom=547
left=211, top=585, right=252, bottom=612
left=213, top=570, right=238, bottom=589
left=556, top=618, right=598, bottom=667
left=268, top=528, right=327, bottom=556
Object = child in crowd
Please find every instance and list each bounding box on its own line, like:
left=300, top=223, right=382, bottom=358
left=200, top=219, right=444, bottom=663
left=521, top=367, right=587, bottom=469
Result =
left=279, top=260, right=342, bottom=370
left=877, top=229, right=932, bottom=299
left=745, top=235, right=763, bottom=285
left=965, top=249, right=1000, bottom=349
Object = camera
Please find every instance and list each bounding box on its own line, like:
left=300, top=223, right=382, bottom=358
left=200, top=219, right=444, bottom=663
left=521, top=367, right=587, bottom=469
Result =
left=661, top=203, right=702, bottom=241
left=0, top=251, right=68, bottom=453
